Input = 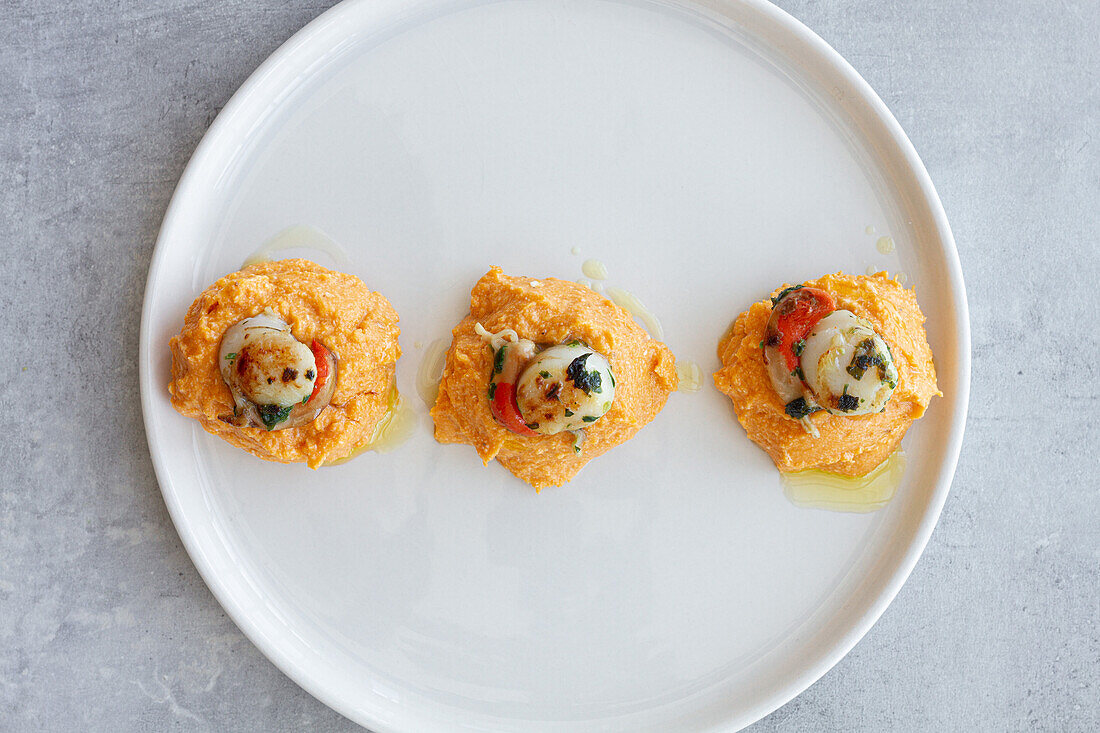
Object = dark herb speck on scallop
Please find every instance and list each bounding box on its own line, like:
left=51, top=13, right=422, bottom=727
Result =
left=784, top=397, right=817, bottom=420
left=836, top=394, right=860, bottom=412
left=566, top=353, right=599, bottom=394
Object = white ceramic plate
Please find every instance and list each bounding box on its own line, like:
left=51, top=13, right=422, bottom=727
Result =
left=139, top=0, right=970, bottom=730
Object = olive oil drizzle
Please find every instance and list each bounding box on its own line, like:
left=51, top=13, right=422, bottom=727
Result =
left=780, top=450, right=905, bottom=513
left=324, top=386, right=415, bottom=465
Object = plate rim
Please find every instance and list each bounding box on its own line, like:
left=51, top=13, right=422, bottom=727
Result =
left=139, top=0, right=972, bottom=730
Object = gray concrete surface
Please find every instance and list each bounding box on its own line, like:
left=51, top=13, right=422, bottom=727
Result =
left=1, top=0, right=1096, bottom=730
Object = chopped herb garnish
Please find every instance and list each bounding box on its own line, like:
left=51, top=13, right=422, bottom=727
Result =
left=258, top=404, right=293, bottom=430
left=301, top=394, right=310, bottom=404
left=526, top=421, right=539, bottom=430
left=573, top=444, right=581, bottom=454
left=846, top=338, right=884, bottom=381
left=582, top=415, right=598, bottom=423
left=563, top=409, right=574, bottom=417
left=539, top=370, right=551, bottom=378
left=609, top=370, right=615, bottom=387
left=588, top=371, right=603, bottom=393
left=836, top=394, right=859, bottom=412
left=793, top=339, right=805, bottom=356
left=566, top=353, right=601, bottom=394
left=488, top=382, right=497, bottom=400
left=770, top=284, right=804, bottom=306
left=225, top=352, right=237, bottom=360
left=784, top=397, right=817, bottom=420
left=493, top=345, right=506, bottom=374
left=789, top=366, right=805, bottom=380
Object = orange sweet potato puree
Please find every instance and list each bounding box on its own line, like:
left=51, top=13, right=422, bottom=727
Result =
left=713, top=273, right=939, bottom=476
left=431, top=267, right=678, bottom=489
left=168, top=259, right=400, bottom=468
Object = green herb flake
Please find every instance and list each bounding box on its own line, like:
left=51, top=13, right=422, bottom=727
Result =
left=566, top=353, right=600, bottom=394
left=836, top=394, right=859, bottom=412
left=846, top=338, right=882, bottom=381
left=588, top=370, right=603, bottom=393
left=793, top=339, right=805, bottom=357
left=582, top=415, right=598, bottom=423
left=493, top=345, right=506, bottom=374
left=770, top=284, right=804, bottom=306
left=225, top=352, right=237, bottom=360
left=488, top=382, right=497, bottom=400
left=784, top=397, right=817, bottom=420
left=539, top=370, right=551, bottom=379
left=563, top=409, right=574, bottom=417
left=258, top=404, right=293, bottom=430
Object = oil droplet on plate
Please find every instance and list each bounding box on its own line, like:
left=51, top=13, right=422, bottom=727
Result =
left=582, top=259, right=609, bottom=280
left=416, top=338, right=450, bottom=408
left=325, top=388, right=416, bottom=464
left=570, top=246, right=581, bottom=256
left=894, top=272, right=908, bottom=286
left=781, top=451, right=905, bottom=513
left=876, top=236, right=895, bottom=254
left=865, top=225, right=876, bottom=235
left=242, top=225, right=352, bottom=269
left=865, top=265, right=877, bottom=276
left=365, top=398, right=418, bottom=454
left=676, top=361, right=703, bottom=393
left=606, top=287, right=664, bottom=341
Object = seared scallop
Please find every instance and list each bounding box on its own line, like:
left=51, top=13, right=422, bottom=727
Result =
left=799, top=310, right=898, bottom=415
left=515, top=343, right=616, bottom=434
left=218, top=309, right=337, bottom=430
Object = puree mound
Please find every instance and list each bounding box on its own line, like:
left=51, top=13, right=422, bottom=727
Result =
left=713, top=272, right=939, bottom=476
left=169, top=259, right=400, bottom=468
left=431, top=267, right=678, bottom=489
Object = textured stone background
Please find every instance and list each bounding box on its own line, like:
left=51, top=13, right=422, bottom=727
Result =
left=1, top=0, right=1096, bottom=730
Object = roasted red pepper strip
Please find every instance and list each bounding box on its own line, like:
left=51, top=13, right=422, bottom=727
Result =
left=307, top=339, right=330, bottom=404
left=769, top=287, right=836, bottom=371
left=490, top=382, right=538, bottom=436
left=488, top=341, right=539, bottom=436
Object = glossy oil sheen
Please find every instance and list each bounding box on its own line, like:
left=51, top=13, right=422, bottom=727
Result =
left=782, top=450, right=906, bottom=513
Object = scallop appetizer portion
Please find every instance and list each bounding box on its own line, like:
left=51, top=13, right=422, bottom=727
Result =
left=431, top=267, right=677, bottom=490
left=169, top=259, right=400, bottom=468
left=217, top=310, right=338, bottom=430
left=713, top=273, right=938, bottom=476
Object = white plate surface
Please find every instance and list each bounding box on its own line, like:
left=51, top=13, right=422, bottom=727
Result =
left=139, top=0, right=970, bottom=730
